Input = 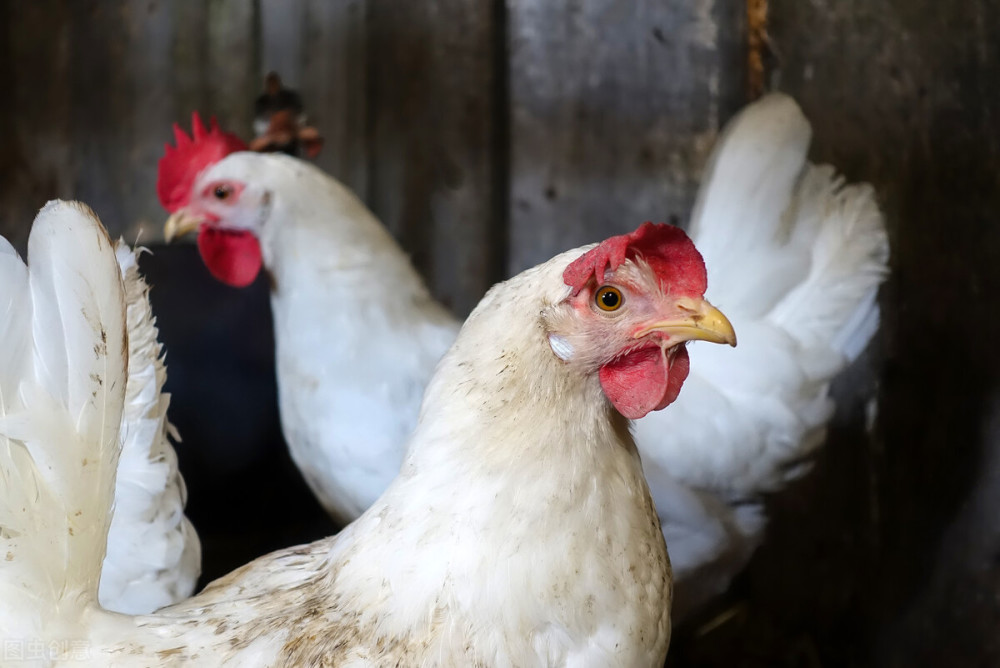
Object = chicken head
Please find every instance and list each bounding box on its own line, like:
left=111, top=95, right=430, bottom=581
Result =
left=544, top=222, right=736, bottom=419
left=158, top=113, right=264, bottom=287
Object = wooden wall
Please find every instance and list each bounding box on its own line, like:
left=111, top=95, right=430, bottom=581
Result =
left=711, top=2, right=1000, bottom=666
left=3, top=1, right=1000, bottom=666
left=0, top=0, right=744, bottom=316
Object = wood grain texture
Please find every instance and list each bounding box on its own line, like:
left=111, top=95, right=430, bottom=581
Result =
left=204, top=0, right=259, bottom=139
left=260, top=0, right=307, bottom=88
left=256, top=0, right=370, bottom=195
left=300, top=0, right=368, bottom=195
left=367, top=0, right=498, bottom=316
left=171, top=1, right=210, bottom=130
left=0, top=0, right=259, bottom=246
left=66, top=1, right=131, bottom=233
left=507, top=0, right=744, bottom=274
left=0, top=0, right=73, bottom=249
left=120, top=0, right=175, bottom=243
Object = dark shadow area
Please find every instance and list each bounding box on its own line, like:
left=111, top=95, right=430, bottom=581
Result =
left=139, top=244, right=335, bottom=587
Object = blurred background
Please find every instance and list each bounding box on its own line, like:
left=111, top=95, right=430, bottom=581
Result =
left=2, top=1, right=999, bottom=665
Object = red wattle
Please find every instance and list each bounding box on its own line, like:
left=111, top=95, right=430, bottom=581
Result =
left=599, top=346, right=690, bottom=419
left=197, top=226, right=263, bottom=288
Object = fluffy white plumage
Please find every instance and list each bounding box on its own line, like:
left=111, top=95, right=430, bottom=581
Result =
left=173, top=161, right=460, bottom=523
left=0, top=201, right=128, bottom=641
left=100, top=245, right=200, bottom=614
left=635, top=93, right=889, bottom=615
left=168, top=92, right=889, bottom=617
left=0, top=201, right=198, bottom=624
left=0, top=202, right=677, bottom=666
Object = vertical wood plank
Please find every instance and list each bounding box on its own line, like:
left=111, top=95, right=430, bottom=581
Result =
left=170, top=1, right=209, bottom=124
left=0, top=0, right=257, bottom=245
left=301, top=0, right=368, bottom=194
left=0, top=0, right=73, bottom=249
left=259, top=0, right=306, bottom=87
left=258, top=0, right=369, bottom=202
left=66, top=1, right=132, bottom=232
left=507, top=0, right=741, bottom=274
left=205, top=0, right=259, bottom=139
left=367, top=0, right=498, bottom=316
left=119, top=0, right=174, bottom=242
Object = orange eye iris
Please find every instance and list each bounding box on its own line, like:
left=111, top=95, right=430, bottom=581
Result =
left=214, top=184, right=232, bottom=200
left=595, top=285, right=623, bottom=311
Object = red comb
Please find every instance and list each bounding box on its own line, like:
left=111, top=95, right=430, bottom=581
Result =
left=157, top=112, right=247, bottom=212
left=563, top=222, right=707, bottom=297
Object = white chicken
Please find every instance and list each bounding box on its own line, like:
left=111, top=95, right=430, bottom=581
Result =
left=161, top=93, right=889, bottom=616
left=0, top=203, right=199, bottom=616
left=0, top=203, right=735, bottom=665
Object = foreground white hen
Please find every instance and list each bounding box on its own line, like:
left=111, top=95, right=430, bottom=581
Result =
left=161, top=93, right=888, bottom=616
left=0, top=202, right=735, bottom=665
left=0, top=203, right=198, bottom=616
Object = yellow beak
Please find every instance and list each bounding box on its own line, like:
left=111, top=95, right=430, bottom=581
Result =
left=163, top=210, right=203, bottom=243
left=634, top=296, right=737, bottom=347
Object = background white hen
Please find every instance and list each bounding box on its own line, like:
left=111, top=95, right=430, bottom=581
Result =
left=161, top=93, right=889, bottom=616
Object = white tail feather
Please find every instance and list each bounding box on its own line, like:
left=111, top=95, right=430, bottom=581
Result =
left=688, top=92, right=815, bottom=319
left=0, top=201, right=127, bottom=638
left=636, top=95, right=889, bottom=614
left=98, top=243, right=201, bottom=614
left=768, top=167, right=889, bottom=361
left=648, top=93, right=888, bottom=499
left=690, top=94, right=889, bottom=358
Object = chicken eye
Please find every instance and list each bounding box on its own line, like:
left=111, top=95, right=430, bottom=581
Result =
left=213, top=184, right=232, bottom=200
left=595, top=285, right=624, bottom=312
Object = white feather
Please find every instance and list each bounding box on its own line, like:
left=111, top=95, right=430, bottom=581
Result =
left=97, top=243, right=200, bottom=614
left=0, top=235, right=30, bottom=422
left=0, top=201, right=127, bottom=643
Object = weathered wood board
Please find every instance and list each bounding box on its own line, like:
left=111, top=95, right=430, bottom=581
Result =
left=367, top=0, right=498, bottom=315
left=507, top=0, right=744, bottom=274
